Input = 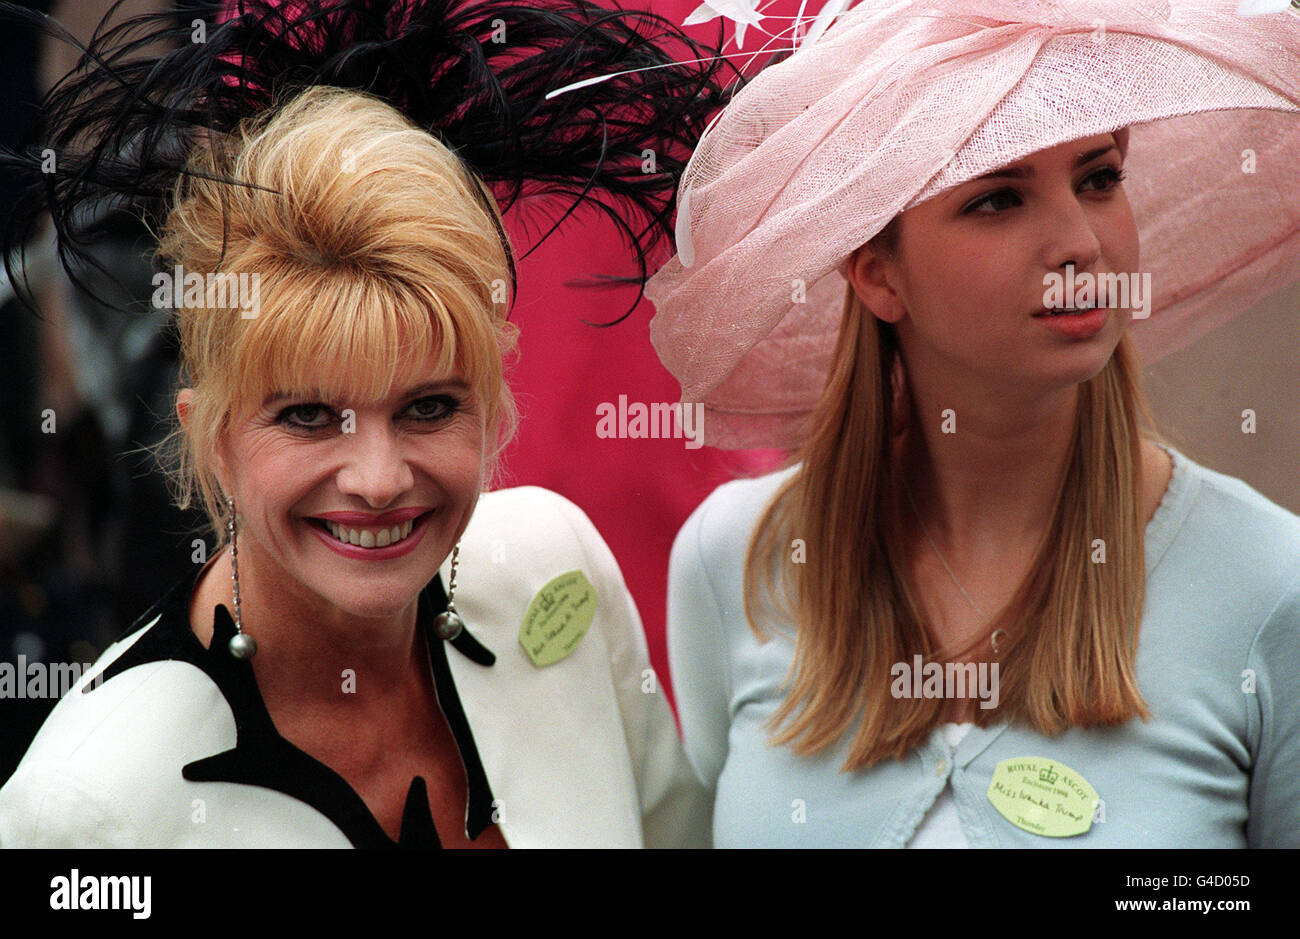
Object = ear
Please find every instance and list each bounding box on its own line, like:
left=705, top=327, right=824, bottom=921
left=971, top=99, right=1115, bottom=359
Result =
left=176, top=387, right=195, bottom=429
left=177, top=388, right=234, bottom=495
left=845, top=242, right=906, bottom=325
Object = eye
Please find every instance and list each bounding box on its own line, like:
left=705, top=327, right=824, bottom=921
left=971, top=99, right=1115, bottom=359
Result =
left=962, top=165, right=1128, bottom=216
left=276, top=403, right=335, bottom=431
left=1080, top=165, right=1127, bottom=192
left=963, top=188, right=1022, bottom=215
left=403, top=395, right=461, bottom=422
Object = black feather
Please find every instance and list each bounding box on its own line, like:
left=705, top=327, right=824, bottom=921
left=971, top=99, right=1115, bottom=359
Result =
left=0, top=0, right=737, bottom=322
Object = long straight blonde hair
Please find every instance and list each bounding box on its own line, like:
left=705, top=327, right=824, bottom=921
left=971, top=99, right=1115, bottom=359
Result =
left=744, top=282, right=1162, bottom=770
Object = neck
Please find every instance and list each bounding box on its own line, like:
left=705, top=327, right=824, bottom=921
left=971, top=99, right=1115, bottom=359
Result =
left=899, top=360, right=1079, bottom=558
left=191, top=543, right=426, bottom=712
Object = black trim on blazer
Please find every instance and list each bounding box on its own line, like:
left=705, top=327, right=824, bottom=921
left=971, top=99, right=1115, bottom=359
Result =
left=90, top=571, right=498, bottom=849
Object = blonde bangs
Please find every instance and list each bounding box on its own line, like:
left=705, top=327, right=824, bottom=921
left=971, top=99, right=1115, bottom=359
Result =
left=218, top=273, right=489, bottom=419
left=154, top=87, right=518, bottom=547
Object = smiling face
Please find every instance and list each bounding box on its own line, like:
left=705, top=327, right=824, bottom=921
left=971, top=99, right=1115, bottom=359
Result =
left=848, top=132, right=1140, bottom=393
left=200, top=345, right=487, bottom=623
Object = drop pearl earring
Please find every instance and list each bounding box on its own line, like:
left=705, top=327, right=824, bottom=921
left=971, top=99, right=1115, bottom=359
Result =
left=432, top=544, right=465, bottom=641
left=226, top=495, right=258, bottom=660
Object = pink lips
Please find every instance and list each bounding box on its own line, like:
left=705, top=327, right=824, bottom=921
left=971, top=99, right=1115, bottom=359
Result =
left=308, top=510, right=433, bottom=560
left=1032, top=306, right=1109, bottom=339
left=313, top=507, right=430, bottom=526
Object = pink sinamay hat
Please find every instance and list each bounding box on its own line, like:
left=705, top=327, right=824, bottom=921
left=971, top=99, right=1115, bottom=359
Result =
left=645, top=0, right=1300, bottom=450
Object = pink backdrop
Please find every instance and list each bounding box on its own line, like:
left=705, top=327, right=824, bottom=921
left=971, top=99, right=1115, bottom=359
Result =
left=499, top=2, right=793, bottom=708
left=217, top=0, right=791, bottom=707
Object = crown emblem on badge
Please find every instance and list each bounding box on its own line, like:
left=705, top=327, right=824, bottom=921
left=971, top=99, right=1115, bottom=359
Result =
left=1039, top=764, right=1059, bottom=784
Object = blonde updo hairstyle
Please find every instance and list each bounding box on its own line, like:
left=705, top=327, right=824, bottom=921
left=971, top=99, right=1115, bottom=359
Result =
left=154, top=86, right=518, bottom=549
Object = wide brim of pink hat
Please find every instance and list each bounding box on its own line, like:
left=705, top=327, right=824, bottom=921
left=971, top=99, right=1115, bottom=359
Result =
left=646, top=0, right=1300, bottom=450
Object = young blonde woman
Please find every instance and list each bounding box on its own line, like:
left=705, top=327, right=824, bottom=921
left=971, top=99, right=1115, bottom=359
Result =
left=0, top=0, right=727, bottom=848
left=648, top=0, right=1300, bottom=847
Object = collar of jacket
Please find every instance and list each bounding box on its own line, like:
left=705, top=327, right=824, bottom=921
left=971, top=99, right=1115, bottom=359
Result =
left=90, top=570, right=498, bottom=848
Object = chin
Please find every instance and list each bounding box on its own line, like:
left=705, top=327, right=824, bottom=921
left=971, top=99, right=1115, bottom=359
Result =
left=1053, top=330, right=1124, bottom=386
left=1011, top=352, right=1110, bottom=396
left=293, top=548, right=439, bottom=617
left=314, top=580, right=427, bottom=621
left=1066, top=354, right=1115, bottom=386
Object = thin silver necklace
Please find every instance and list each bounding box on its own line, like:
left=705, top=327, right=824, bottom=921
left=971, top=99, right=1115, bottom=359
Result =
left=902, top=476, right=1006, bottom=654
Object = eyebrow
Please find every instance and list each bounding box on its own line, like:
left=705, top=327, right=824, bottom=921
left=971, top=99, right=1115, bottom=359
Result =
left=261, top=380, right=470, bottom=408
left=968, top=145, right=1118, bottom=182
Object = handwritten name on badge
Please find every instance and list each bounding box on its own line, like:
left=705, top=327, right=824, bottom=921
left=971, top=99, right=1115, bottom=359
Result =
left=519, top=570, right=598, bottom=667
left=986, top=756, right=1100, bottom=838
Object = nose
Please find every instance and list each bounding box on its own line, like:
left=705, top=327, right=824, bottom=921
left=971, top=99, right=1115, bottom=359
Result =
left=1041, top=188, right=1103, bottom=277
left=333, top=417, right=416, bottom=507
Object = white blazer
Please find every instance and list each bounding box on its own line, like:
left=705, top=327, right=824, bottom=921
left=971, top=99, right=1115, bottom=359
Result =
left=0, top=487, right=711, bottom=848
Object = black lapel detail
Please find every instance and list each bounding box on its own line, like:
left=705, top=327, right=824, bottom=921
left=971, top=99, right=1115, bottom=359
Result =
left=420, top=579, right=497, bottom=839
left=182, top=602, right=417, bottom=848
left=87, top=578, right=193, bottom=692
left=88, top=568, right=500, bottom=848
left=423, top=574, right=496, bottom=666
left=399, top=776, right=442, bottom=848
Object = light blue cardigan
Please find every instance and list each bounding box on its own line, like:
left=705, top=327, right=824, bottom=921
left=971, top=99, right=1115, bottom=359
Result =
left=668, top=447, right=1300, bottom=847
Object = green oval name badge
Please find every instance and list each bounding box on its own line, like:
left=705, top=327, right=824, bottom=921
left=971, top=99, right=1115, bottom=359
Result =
left=987, top=756, right=1099, bottom=838
left=519, top=570, right=598, bottom=667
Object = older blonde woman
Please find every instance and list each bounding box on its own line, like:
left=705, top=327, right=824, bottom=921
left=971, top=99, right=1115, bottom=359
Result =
left=0, top=0, right=726, bottom=848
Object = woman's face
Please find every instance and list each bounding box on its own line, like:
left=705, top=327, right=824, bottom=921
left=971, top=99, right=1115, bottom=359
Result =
left=202, top=345, right=486, bottom=623
left=849, top=132, right=1139, bottom=391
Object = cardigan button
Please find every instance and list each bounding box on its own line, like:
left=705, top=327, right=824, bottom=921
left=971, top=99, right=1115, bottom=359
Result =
left=934, top=758, right=948, bottom=778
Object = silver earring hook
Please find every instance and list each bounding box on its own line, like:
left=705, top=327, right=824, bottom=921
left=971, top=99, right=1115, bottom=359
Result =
left=226, top=495, right=257, bottom=660
left=432, top=544, right=465, bottom=641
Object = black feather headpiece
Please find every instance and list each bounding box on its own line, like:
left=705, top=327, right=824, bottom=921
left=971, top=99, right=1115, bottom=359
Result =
left=0, top=0, right=736, bottom=322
